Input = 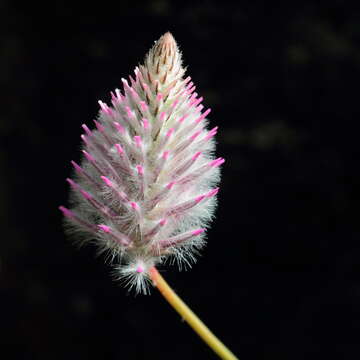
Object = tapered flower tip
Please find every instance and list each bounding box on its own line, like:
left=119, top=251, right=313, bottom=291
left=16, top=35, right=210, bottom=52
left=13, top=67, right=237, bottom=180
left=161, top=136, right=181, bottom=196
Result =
left=159, top=33, right=177, bottom=60
left=150, top=32, right=179, bottom=69
left=159, top=32, right=176, bottom=48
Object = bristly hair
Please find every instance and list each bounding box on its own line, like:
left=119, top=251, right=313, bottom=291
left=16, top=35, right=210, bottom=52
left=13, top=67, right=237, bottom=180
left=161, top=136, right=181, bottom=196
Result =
left=59, top=32, right=224, bottom=294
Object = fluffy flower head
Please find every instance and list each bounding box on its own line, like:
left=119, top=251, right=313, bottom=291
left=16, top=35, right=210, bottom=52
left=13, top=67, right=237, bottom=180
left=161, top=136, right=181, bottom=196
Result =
left=59, top=33, right=224, bottom=293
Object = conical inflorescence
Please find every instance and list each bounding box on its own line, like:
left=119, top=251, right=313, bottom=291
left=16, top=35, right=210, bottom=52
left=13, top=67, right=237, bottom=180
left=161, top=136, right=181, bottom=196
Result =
left=59, top=33, right=224, bottom=293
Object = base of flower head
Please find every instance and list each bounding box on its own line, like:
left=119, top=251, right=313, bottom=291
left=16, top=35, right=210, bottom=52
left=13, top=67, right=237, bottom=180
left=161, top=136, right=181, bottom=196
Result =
left=113, top=258, right=156, bottom=295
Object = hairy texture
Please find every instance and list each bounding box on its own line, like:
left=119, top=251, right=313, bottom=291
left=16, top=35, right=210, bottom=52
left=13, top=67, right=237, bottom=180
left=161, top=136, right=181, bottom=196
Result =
left=59, top=33, right=223, bottom=294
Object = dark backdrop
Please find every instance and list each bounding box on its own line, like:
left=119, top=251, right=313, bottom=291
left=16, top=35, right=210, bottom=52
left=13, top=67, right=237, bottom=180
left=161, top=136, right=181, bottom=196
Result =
left=1, top=1, right=360, bottom=359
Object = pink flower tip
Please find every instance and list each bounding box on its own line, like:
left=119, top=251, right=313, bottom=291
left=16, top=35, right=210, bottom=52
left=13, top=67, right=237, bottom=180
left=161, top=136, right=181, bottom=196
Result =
left=159, top=218, right=167, bottom=226
left=82, top=150, right=95, bottom=162
left=114, top=122, right=125, bottom=134
left=190, top=92, right=198, bottom=100
left=101, top=176, right=113, bottom=188
left=166, top=181, right=175, bottom=189
left=196, top=104, right=204, bottom=113
left=140, top=101, right=148, bottom=112
left=94, top=120, right=104, bottom=132
left=98, top=100, right=108, bottom=111
left=184, top=75, right=191, bottom=83
left=214, top=158, right=225, bottom=167
left=195, top=195, right=206, bottom=203
left=136, top=165, right=144, bottom=176
left=130, top=87, right=137, bottom=97
left=160, top=112, right=166, bottom=121
left=130, top=202, right=139, bottom=211
left=142, top=118, right=149, bottom=129
left=162, top=151, right=170, bottom=160
left=115, top=88, right=122, bottom=100
left=203, top=108, right=211, bottom=116
left=80, top=190, right=92, bottom=200
left=193, top=96, right=203, bottom=106
left=178, top=114, right=188, bottom=123
left=207, top=188, right=219, bottom=198
left=207, top=127, right=218, bottom=138
left=134, top=136, right=142, bottom=147
left=115, top=143, right=124, bottom=155
left=98, top=224, right=111, bottom=233
left=82, top=124, right=92, bottom=136
left=125, top=106, right=134, bottom=118
left=136, top=265, right=145, bottom=273
left=195, top=108, right=211, bottom=124
left=192, top=229, right=205, bottom=236
left=185, top=80, right=194, bottom=90
left=71, top=160, right=83, bottom=173
left=190, top=130, right=202, bottom=140
left=209, top=157, right=225, bottom=167
left=59, top=206, right=74, bottom=218
left=166, top=128, right=174, bottom=137
left=171, top=99, right=179, bottom=108
left=80, top=134, right=89, bottom=144
left=192, top=152, right=202, bottom=161
left=66, top=178, right=77, bottom=189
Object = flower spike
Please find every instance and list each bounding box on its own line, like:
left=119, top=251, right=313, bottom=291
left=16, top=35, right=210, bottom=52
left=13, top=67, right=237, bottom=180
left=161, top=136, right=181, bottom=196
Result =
left=59, top=32, right=239, bottom=360
left=59, top=32, right=223, bottom=294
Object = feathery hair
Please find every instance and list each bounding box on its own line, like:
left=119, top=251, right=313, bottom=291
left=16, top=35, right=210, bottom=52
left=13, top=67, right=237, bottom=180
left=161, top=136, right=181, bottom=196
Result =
left=59, top=33, right=224, bottom=294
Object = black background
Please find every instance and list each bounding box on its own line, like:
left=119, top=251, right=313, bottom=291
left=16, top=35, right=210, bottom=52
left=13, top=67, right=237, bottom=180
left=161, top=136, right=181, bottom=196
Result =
left=2, top=1, right=360, bottom=359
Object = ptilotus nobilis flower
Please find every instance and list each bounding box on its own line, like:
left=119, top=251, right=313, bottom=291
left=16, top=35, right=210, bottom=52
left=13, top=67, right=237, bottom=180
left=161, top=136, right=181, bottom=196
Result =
left=59, top=33, right=224, bottom=294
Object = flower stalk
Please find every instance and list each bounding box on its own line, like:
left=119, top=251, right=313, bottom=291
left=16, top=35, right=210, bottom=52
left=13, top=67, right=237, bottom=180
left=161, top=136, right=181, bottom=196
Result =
left=149, top=267, right=238, bottom=360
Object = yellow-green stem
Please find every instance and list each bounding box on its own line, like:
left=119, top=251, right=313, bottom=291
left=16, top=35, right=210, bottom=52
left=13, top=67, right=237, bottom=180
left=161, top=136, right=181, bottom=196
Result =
left=149, top=267, right=238, bottom=360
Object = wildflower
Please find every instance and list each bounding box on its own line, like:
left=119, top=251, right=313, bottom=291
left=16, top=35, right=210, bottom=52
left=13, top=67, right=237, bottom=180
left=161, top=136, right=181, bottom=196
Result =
left=59, top=32, right=224, bottom=294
